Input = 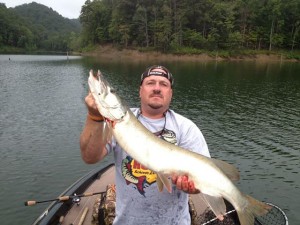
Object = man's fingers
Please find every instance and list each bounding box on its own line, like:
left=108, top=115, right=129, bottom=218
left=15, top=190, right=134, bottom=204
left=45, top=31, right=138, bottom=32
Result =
left=175, top=175, right=189, bottom=192
left=188, top=181, right=195, bottom=193
left=171, top=175, right=178, bottom=184
left=85, top=93, right=101, bottom=116
left=188, top=181, right=200, bottom=194
left=172, top=174, right=200, bottom=194
left=176, top=176, right=182, bottom=190
left=181, top=176, right=189, bottom=191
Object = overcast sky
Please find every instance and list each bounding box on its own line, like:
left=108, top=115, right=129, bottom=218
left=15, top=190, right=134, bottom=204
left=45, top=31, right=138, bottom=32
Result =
left=0, top=0, right=85, bottom=19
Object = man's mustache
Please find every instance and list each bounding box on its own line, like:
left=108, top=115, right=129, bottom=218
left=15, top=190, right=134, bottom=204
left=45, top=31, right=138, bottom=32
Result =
left=150, top=90, right=163, bottom=98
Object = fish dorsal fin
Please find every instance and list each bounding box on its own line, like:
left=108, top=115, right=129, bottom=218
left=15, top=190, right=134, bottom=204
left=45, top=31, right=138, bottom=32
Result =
left=200, top=193, right=226, bottom=220
left=210, top=158, right=240, bottom=181
left=156, top=173, right=172, bottom=193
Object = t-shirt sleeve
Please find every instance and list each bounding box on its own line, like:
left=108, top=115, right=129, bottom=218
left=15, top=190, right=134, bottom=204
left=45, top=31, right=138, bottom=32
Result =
left=178, top=119, right=211, bottom=158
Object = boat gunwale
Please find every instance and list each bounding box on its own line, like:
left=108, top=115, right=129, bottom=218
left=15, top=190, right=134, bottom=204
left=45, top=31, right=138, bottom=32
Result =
left=32, top=163, right=114, bottom=225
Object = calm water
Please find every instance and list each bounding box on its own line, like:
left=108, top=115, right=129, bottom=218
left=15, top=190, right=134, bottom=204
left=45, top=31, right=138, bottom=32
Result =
left=0, top=55, right=299, bottom=225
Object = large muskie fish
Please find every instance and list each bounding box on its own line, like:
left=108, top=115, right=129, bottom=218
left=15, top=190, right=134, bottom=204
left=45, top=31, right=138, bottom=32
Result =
left=88, top=69, right=271, bottom=225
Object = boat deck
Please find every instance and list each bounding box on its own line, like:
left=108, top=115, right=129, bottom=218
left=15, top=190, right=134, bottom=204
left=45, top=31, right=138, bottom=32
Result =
left=57, top=165, right=238, bottom=225
left=62, top=166, right=115, bottom=225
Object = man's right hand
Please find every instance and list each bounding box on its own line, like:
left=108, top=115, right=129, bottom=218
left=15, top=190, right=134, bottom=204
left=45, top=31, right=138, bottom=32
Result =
left=171, top=174, right=200, bottom=194
left=85, top=93, right=102, bottom=117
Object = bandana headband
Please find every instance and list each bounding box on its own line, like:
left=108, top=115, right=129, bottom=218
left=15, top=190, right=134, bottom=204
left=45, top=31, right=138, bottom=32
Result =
left=140, top=65, right=174, bottom=87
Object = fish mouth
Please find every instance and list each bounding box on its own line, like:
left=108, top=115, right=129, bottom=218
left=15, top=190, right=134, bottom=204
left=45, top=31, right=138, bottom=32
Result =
left=91, top=70, right=99, bottom=79
left=91, top=69, right=110, bottom=95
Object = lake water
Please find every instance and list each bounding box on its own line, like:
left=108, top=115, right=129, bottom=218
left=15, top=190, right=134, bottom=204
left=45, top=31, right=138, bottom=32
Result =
left=0, top=55, right=299, bottom=225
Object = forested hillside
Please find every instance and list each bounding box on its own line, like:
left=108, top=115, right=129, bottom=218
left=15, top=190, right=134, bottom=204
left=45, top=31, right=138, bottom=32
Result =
left=1, top=0, right=299, bottom=57
left=80, top=0, right=300, bottom=53
left=14, top=2, right=81, bottom=34
left=0, top=2, right=81, bottom=53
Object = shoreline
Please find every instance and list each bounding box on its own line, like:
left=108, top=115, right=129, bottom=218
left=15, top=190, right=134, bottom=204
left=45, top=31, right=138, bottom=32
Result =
left=83, top=45, right=299, bottom=63
left=1, top=45, right=298, bottom=62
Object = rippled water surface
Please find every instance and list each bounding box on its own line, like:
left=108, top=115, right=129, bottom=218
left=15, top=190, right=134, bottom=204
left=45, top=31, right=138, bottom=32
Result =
left=0, top=55, right=299, bottom=224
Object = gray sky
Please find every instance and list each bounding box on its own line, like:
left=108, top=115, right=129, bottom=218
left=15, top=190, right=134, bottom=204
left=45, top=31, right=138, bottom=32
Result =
left=0, top=0, right=85, bottom=19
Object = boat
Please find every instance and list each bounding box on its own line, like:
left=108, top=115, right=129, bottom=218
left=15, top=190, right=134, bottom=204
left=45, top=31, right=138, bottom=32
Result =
left=29, top=163, right=287, bottom=225
left=31, top=163, right=116, bottom=225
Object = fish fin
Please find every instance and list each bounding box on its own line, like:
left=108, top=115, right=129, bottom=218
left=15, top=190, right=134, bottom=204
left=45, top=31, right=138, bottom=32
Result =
left=210, top=158, right=240, bottom=181
left=101, top=123, right=112, bottom=144
left=156, top=175, right=164, bottom=192
left=237, top=195, right=272, bottom=225
left=156, top=173, right=172, bottom=193
left=200, top=193, right=226, bottom=220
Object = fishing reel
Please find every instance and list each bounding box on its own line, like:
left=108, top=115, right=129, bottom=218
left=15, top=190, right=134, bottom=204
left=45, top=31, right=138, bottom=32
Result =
left=72, top=193, right=81, bottom=205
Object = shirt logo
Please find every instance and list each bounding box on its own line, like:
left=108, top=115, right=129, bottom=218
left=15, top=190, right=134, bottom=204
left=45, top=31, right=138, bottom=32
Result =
left=122, top=156, right=156, bottom=196
left=121, top=129, right=177, bottom=196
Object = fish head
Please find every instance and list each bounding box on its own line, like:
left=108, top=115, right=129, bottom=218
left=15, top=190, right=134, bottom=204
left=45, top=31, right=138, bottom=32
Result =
left=88, top=70, right=127, bottom=121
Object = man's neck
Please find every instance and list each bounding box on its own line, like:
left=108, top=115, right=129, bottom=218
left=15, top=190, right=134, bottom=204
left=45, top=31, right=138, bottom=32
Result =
left=140, top=107, right=167, bottom=119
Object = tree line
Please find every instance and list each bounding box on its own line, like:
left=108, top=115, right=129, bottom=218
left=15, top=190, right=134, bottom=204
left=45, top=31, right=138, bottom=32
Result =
left=1, top=0, right=299, bottom=55
left=80, top=0, right=300, bottom=53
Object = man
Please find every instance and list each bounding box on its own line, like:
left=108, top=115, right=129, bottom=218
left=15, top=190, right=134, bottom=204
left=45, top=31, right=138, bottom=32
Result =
left=80, top=65, right=210, bottom=225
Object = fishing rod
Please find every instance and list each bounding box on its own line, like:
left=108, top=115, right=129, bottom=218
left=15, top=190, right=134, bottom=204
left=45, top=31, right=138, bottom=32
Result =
left=24, top=191, right=104, bottom=206
left=200, top=202, right=288, bottom=225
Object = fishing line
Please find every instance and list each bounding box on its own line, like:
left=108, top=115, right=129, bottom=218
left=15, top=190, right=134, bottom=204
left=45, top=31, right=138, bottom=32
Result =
left=200, top=209, right=236, bottom=225
left=136, top=108, right=168, bottom=137
left=199, top=202, right=288, bottom=225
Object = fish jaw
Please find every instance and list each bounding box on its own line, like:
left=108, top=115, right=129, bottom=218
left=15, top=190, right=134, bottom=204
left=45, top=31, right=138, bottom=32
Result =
left=88, top=70, right=127, bottom=121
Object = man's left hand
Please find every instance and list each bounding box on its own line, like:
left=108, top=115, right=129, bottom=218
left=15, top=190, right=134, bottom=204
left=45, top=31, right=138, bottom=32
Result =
left=171, top=175, right=200, bottom=194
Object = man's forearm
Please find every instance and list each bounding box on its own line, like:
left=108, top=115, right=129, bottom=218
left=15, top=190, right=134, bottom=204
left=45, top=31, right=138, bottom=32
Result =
left=80, top=116, right=108, bottom=164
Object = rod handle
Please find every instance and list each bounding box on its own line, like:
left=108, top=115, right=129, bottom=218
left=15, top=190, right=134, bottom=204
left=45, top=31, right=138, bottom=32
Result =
left=58, top=196, right=70, bottom=201
left=82, top=192, right=93, bottom=197
left=24, top=201, right=36, bottom=206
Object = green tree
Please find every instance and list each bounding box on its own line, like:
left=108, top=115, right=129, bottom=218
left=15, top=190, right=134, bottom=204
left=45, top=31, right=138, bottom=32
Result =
left=266, top=0, right=283, bottom=50
left=154, top=0, right=173, bottom=52
left=2, top=0, right=300, bottom=53
left=132, top=3, right=150, bottom=47
left=210, top=1, right=236, bottom=48
left=80, top=0, right=111, bottom=45
left=171, top=0, right=188, bottom=48
left=235, top=0, right=256, bottom=48
left=282, top=0, right=300, bottom=50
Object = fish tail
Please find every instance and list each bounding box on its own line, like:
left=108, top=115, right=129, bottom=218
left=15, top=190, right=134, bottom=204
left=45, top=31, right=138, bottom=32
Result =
left=237, top=195, right=272, bottom=225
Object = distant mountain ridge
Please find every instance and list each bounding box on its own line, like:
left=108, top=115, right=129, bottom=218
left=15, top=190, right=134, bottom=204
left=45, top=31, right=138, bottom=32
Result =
left=13, top=2, right=81, bottom=33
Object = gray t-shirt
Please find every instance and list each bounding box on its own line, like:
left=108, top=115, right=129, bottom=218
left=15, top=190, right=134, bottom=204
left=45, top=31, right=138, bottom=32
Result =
left=107, top=108, right=210, bottom=225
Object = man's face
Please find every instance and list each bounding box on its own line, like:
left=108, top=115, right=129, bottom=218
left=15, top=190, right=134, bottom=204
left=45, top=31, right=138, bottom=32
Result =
left=139, top=74, right=173, bottom=113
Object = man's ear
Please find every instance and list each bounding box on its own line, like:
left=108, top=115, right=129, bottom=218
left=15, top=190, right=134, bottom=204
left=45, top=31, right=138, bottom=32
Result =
left=139, top=86, right=142, bottom=98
